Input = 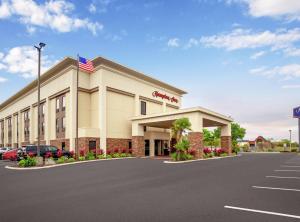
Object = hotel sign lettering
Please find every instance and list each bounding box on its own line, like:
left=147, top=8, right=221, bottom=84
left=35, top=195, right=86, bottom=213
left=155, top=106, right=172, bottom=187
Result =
left=152, top=91, right=178, bottom=103
left=293, top=106, right=300, bottom=118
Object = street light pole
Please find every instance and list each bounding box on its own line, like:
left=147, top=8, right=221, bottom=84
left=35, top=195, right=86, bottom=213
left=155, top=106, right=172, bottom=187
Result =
left=34, top=43, right=46, bottom=157
left=289, top=129, right=292, bottom=152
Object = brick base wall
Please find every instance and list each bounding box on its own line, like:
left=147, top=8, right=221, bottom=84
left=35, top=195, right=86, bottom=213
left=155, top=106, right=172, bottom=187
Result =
left=188, top=132, right=204, bottom=159
left=132, top=136, right=145, bottom=157
left=221, top=136, right=232, bottom=155
left=77, top=137, right=100, bottom=154
left=21, top=142, right=30, bottom=146
left=33, top=141, right=46, bottom=145
left=50, top=139, right=70, bottom=150
left=107, top=138, right=131, bottom=153
left=5, top=143, right=12, bottom=147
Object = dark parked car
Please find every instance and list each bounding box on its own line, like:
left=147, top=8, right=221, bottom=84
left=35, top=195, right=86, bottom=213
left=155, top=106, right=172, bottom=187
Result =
left=22, top=145, right=72, bottom=159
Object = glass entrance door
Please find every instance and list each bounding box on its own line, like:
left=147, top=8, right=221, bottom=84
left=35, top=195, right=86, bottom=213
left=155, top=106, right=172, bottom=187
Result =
left=145, top=140, right=150, bottom=156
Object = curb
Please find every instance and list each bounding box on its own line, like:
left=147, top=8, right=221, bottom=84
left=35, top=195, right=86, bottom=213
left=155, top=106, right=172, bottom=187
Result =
left=163, top=154, right=240, bottom=164
left=240, top=152, right=281, bottom=154
left=5, top=157, right=136, bottom=170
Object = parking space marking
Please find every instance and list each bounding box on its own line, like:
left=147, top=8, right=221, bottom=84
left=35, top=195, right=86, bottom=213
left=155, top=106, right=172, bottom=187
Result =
left=224, top=206, right=300, bottom=219
left=266, top=176, right=300, bottom=179
left=275, top=170, right=300, bottom=172
left=281, top=165, right=300, bottom=168
left=252, top=186, right=300, bottom=192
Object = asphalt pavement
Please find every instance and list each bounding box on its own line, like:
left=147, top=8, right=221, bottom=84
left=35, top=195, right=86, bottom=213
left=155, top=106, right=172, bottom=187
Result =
left=0, top=153, right=299, bottom=222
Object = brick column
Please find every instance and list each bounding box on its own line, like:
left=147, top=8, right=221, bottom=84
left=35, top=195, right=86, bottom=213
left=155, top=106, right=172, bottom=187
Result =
left=188, top=132, right=203, bottom=159
left=132, top=136, right=145, bottom=157
left=221, top=136, right=232, bottom=155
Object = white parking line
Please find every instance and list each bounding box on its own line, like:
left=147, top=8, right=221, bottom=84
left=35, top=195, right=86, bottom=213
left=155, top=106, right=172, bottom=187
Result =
left=281, top=165, right=300, bottom=168
left=224, top=206, right=300, bottom=219
left=275, top=170, right=300, bottom=172
left=266, top=176, right=300, bottom=179
left=252, top=186, right=300, bottom=192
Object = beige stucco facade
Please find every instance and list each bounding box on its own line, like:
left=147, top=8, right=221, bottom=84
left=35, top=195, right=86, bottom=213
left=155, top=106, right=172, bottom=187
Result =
left=0, top=56, right=232, bottom=157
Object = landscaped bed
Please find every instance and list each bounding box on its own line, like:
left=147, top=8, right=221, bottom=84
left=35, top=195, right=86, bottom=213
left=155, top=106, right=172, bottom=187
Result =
left=13, top=148, right=133, bottom=169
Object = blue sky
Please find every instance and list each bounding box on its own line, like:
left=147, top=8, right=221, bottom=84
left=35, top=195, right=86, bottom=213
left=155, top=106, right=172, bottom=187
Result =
left=0, top=0, right=299, bottom=141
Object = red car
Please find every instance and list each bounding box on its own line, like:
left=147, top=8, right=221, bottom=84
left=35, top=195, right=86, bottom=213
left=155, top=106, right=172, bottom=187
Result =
left=2, top=149, right=17, bottom=161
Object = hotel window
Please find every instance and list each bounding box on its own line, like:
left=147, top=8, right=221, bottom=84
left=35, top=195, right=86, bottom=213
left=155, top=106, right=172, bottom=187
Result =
left=56, top=98, right=60, bottom=112
left=62, top=96, right=66, bottom=111
left=0, top=121, right=4, bottom=145
left=62, top=117, right=66, bottom=132
left=8, top=118, right=12, bottom=143
left=141, top=101, right=147, bottom=115
left=41, top=104, right=45, bottom=116
left=38, top=104, right=45, bottom=138
left=56, top=118, right=59, bottom=133
left=41, top=122, right=45, bottom=134
left=24, top=110, right=30, bottom=142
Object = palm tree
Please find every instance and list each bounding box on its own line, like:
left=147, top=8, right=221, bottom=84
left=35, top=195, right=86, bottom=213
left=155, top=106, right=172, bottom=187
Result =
left=171, top=118, right=192, bottom=143
left=171, top=118, right=192, bottom=161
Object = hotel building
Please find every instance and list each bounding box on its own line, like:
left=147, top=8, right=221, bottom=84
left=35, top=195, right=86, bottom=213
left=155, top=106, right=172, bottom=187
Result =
left=0, top=57, right=233, bottom=158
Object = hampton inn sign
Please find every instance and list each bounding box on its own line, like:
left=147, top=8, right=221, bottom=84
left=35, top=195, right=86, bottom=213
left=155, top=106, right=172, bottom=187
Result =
left=152, top=91, right=179, bottom=103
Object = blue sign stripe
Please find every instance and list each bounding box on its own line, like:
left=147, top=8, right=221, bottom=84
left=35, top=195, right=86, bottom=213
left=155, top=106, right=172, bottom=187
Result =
left=294, top=106, right=300, bottom=118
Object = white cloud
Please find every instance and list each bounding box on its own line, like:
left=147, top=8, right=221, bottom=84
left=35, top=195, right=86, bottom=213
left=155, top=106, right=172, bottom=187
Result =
left=0, top=46, right=54, bottom=78
left=250, top=64, right=300, bottom=79
left=0, top=76, right=7, bottom=83
left=226, top=0, right=300, bottom=21
left=281, top=84, right=300, bottom=89
left=0, top=0, right=103, bottom=35
left=0, top=1, right=11, bottom=18
left=88, top=3, right=96, bottom=13
left=167, top=38, right=180, bottom=47
left=200, top=28, right=300, bottom=51
left=250, top=50, right=265, bottom=59
left=184, top=38, right=200, bottom=49
left=284, top=47, right=300, bottom=57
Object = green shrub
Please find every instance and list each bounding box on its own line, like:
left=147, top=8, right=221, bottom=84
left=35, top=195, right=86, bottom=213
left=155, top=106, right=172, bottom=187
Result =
left=186, top=154, right=194, bottom=160
left=106, top=154, right=112, bottom=159
left=79, top=156, right=85, bottom=161
left=18, top=157, right=37, bottom=167
left=87, top=155, right=95, bottom=160
left=291, top=147, right=298, bottom=152
left=203, top=153, right=213, bottom=159
left=56, top=157, right=66, bottom=164
left=86, top=152, right=95, bottom=160
left=66, top=158, right=75, bottom=163
left=112, top=153, right=120, bottom=158
left=126, top=153, right=132, bottom=157
left=97, top=154, right=106, bottom=159
left=18, top=159, right=26, bottom=167
left=220, top=153, right=228, bottom=157
left=120, top=153, right=127, bottom=158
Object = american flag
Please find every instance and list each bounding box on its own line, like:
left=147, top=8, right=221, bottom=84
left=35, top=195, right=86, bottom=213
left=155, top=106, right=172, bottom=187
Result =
left=78, top=56, right=94, bottom=73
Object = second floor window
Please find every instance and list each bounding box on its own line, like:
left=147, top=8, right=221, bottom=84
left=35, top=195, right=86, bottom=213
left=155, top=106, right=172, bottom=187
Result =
left=56, top=99, right=60, bottom=112
left=141, top=101, right=147, bottom=115
left=56, top=118, right=59, bottom=133
left=62, top=96, right=66, bottom=111
left=62, top=117, right=66, bottom=132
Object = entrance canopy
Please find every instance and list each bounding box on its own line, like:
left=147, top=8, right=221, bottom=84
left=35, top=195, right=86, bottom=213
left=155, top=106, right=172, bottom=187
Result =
left=132, top=107, right=233, bottom=136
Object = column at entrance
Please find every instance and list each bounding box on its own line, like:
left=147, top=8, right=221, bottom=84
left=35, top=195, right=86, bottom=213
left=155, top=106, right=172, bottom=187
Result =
left=132, top=136, right=145, bottom=157
left=132, top=123, right=145, bottom=157
left=188, top=132, right=203, bottom=159
left=221, top=124, right=232, bottom=154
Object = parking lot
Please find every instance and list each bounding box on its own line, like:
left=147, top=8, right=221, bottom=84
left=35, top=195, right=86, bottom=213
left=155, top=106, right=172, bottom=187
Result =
left=0, top=153, right=299, bottom=222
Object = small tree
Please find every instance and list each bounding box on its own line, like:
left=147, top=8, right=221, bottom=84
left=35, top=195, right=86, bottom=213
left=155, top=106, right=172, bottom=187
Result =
left=171, top=118, right=191, bottom=142
left=171, top=118, right=192, bottom=161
